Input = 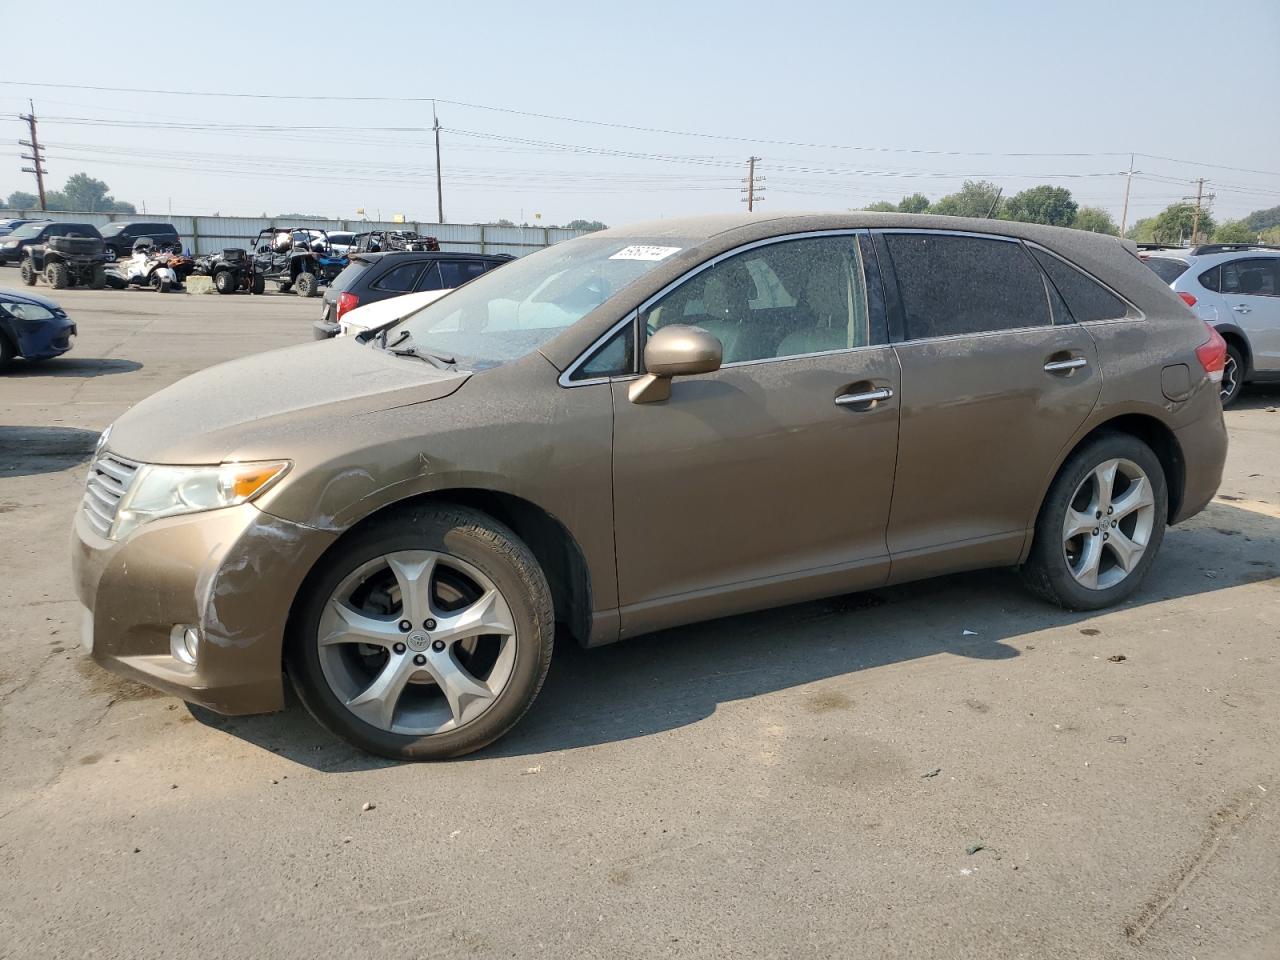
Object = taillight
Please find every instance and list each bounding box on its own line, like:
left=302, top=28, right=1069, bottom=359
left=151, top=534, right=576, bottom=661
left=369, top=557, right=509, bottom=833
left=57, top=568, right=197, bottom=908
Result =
left=1178, top=292, right=1197, bottom=308
left=1196, top=322, right=1227, bottom=384
left=336, top=291, right=359, bottom=320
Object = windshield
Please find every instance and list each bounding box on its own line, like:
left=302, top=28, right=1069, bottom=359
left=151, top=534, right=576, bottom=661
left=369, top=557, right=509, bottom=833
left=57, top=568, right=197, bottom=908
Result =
left=387, top=235, right=692, bottom=370
left=6, top=221, right=49, bottom=240
left=100, top=223, right=126, bottom=237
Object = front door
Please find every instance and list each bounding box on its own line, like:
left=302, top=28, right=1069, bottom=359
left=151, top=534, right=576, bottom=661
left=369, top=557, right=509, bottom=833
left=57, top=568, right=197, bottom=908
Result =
left=609, top=232, right=901, bottom=637
left=875, top=230, right=1103, bottom=580
left=1218, top=257, right=1280, bottom=373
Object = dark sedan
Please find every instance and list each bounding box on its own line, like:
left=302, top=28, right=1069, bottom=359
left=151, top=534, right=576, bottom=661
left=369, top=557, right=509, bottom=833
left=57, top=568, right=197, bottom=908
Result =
left=0, top=287, right=76, bottom=367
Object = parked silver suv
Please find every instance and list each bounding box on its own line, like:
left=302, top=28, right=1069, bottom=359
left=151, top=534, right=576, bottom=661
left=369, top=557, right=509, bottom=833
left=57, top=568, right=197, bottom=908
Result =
left=1143, top=243, right=1280, bottom=405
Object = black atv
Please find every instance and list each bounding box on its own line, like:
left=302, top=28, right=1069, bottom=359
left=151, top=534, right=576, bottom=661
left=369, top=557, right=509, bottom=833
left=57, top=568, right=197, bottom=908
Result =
left=20, top=232, right=110, bottom=290
left=348, top=230, right=440, bottom=254
left=194, top=247, right=266, bottom=295
left=250, top=228, right=346, bottom=297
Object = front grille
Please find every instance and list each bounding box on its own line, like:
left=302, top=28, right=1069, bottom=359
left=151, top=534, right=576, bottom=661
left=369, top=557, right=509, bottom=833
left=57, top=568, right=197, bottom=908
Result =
left=82, top=453, right=139, bottom=537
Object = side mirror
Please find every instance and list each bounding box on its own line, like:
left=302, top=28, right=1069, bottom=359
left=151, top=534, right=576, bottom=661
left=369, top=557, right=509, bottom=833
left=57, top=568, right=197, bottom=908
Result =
left=629, top=324, right=723, bottom=403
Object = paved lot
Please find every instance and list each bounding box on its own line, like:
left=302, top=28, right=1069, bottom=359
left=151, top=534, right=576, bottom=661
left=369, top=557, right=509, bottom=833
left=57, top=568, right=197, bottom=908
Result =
left=1, top=285, right=1278, bottom=960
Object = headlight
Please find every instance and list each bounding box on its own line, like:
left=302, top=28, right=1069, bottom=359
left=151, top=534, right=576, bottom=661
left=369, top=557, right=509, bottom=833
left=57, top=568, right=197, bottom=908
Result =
left=112, top=460, right=290, bottom=539
left=3, top=240, right=18, bottom=248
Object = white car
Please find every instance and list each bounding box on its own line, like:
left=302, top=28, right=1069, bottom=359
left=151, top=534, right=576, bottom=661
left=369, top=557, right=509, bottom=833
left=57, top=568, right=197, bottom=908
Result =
left=335, top=288, right=452, bottom=339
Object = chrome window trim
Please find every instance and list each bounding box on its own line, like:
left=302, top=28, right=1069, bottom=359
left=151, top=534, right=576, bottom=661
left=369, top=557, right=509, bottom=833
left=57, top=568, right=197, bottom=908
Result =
left=558, top=229, right=874, bottom=388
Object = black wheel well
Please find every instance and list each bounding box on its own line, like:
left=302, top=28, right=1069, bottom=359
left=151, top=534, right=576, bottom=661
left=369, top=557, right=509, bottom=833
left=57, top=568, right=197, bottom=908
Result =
left=1218, top=329, right=1251, bottom=374
left=1069, top=415, right=1185, bottom=521
left=296, top=489, right=593, bottom=648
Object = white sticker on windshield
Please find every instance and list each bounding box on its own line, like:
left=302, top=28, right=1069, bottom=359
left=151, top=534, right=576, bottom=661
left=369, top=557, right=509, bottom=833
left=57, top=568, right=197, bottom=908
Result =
left=609, top=245, right=681, bottom=262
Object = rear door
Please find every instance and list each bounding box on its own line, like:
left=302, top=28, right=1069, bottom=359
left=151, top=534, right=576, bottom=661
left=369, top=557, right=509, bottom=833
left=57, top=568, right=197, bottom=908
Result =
left=876, top=230, right=1102, bottom=580
left=1218, top=257, right=1280, bottom=373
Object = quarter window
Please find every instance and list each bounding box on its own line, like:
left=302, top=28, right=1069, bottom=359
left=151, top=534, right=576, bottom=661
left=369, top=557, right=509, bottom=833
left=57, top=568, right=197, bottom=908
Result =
left=1221, top=258, right=1279, bottom=297
left=573, top=322, right=634, bottom=380
left=371, top=262, right=424, bottom=293
left=885, top=233, right=1051, bottom=338
left=1031, top=248, right=1128, bottom=323
left=1198, top=265, right=1221, bottom=292
left=639, top=235, right=871, bottom=365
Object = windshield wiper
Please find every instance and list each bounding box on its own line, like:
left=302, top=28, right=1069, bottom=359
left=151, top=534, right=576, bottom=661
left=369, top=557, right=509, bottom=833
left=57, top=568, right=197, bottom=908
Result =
left=379, top=330, right=456, bottom=369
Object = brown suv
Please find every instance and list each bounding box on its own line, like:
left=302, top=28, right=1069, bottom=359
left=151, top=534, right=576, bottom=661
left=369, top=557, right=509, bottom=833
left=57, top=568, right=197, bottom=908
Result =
left=71, top=213, right=1228, bottom=760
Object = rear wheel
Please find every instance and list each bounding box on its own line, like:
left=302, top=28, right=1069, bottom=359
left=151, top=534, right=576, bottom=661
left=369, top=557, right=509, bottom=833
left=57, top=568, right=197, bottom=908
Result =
left=250, top=274, right=266, bottom=295
left=46, top=261, right=70, bottom=289
left=214, top=270, right=237, bottom=294
left=286, top=506, right=554, bottom=760
left=88, top=265, right=106, bottom=290
left=152, top=274, right=172, bottom=294
left=277, top=280, right=293, bottom=294
left=19, top=260, right=37, bottom=286
left=294, top=272, right=318, bottom=297
left=1021, top=432, right=1167, bottom=610
left=1220, top=344, right=1244, bottom=407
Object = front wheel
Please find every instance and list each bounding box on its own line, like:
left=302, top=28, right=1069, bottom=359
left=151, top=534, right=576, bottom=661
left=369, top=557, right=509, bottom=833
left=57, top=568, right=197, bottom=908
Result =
left=1220, top=344, right=1244, bottom=407
left=250, top=273, right=266, bottom=295
left=46, top=261, right=70, bottom=289
left=276, top=280, right=293, bottom=294
left=152, top=274, right=172, bottom=293
left=294, top=271, right=318, bottom=297
left=1020, top=433, right=1167, bottom=610
left=286, top=506, right=554, bottom=760
left=19, top=260, right=37, bottom=286
left=214, top=270, right=237, bottom=294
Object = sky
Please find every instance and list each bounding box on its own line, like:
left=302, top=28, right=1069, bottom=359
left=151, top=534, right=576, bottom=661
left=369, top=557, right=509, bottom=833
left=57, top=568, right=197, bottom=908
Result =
left=3, top=0, right=1279, bottom=229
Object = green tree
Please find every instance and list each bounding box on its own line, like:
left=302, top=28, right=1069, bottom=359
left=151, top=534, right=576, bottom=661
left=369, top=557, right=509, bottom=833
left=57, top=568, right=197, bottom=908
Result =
left=1213, top=220, right=1255, bottom=244
left=1071, top=206, right=1119, bottom=235
left=1262, top=226, right=1280, bottom=245
left=4, top=190, right=39, bottom=209
left=563, top=219, right=608, bottom=232
left=1242, top=205, right=1280, bottom=233
left=56, top=173, right=134, bottom=213
left=930, top=180, right=1003, bottom=218
left=863, top=201, right=899, bottom=212
left=897, top=193, right=930, bottom=214
left=1126, top=217, right=1155, bottom=242
left=1002, top=185, right=1078, bottom=226
left=1150, top=202, right=1215, bottom=245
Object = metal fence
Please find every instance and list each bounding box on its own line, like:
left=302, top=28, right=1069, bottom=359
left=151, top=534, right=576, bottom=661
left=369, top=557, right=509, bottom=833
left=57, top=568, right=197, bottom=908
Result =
left=0, top=210, right=590, bottom=257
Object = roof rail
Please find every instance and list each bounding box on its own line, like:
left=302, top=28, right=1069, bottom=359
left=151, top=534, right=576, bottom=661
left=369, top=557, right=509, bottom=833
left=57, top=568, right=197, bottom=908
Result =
left=1188, top=242, right=1280, bottom=256
left=1135, top=242, right=1189, bottom=252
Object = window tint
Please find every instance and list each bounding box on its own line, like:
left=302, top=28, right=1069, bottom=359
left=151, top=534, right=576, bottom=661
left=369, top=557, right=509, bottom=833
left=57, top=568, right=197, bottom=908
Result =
left=1143, top=257, right=1189, bottom=284
left=1198, top=265, right=1221, bottom=292
left=886, top=234, right=1050, bottom=338
left=1221, top=258, right=1279, bottom=297
left=413, top=263, right=444, bottom=292
left=573, top=322, right=634, bottom=380
left=1031, top=248, right=1128, bottom=323
left=47, top=223, right=102, bottom=239
left=329, top=260, right=369, bottom=292
left=371, top=261, right=424, bottom=292
left=438, top=260, right=488, bottom=288
left=639, top=235, right=870, bottom=365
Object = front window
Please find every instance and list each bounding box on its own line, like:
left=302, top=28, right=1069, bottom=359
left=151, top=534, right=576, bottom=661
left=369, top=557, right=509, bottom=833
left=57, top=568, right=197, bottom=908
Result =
left=386, top=235, right=694, bottom=370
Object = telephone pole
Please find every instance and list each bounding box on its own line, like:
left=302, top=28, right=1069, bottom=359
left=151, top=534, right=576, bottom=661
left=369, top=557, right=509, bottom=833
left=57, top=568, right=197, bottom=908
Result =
left=740, top=156, right=764, bottom=212
left=1190, top=177, right=1207, bottom=245
left=433, top=101, right=444, bottom=224
left=18, top=100, right=48, bottom=211
left=1119, top=153, right=1134, bottom=237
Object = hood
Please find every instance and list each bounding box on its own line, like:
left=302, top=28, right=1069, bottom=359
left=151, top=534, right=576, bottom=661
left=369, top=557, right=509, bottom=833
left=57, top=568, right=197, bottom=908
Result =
left=107, top=336, right=468, bottom=464
left=0, top=286, right=62, bottom=310
left=342, top=288, right=451, bottom=334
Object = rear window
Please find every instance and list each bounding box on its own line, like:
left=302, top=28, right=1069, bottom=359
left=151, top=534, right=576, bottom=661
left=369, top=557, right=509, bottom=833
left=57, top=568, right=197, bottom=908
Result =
left=1143, top=257, right=1189, bottom=284
left=329, top=260, right=370, bottom=293
left=1031, top=248, right=1128, bottom=323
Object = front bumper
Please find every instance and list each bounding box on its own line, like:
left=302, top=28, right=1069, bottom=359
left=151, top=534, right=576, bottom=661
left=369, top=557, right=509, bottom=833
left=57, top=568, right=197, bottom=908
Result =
left=72, top=501, right=336, bottom=715
left=15, top=317, right=76, bottom=360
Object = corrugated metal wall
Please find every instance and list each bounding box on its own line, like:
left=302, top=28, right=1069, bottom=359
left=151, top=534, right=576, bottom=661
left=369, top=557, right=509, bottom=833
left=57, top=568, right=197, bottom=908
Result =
left=0, top=210, right=591, bottom=256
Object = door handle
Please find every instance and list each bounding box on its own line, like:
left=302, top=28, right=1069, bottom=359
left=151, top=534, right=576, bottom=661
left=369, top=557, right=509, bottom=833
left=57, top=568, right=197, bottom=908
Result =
left=1044, top=357, right=1088, bottom=373
left=835, top=387, right=893, bottom=407
left=1232, top=304, right=1252, bottom=314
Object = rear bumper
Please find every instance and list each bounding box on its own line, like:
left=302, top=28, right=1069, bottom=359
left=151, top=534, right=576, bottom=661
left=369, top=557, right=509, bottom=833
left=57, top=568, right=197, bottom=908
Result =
left=312, top=320, right=339, bottom=340
left=1171, top=403, right=1228, bottom=524
left=71, top=501, right=336, bottom=715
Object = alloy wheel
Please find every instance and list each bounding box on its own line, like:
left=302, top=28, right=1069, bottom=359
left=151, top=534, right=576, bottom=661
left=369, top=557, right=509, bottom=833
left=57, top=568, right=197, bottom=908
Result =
left=1220, top=354, right=1239, bottom=404
left=317, top=550, right=517, bottom=736
left=1062, top=458, right=1156, bottom=590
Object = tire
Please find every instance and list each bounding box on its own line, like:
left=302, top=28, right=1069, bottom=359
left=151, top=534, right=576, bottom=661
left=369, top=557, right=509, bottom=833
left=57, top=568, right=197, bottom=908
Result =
left=294, top=272, right=318, bottom=297
left=286, top=505, right=554, bottom=760
left=88, top=265, right=106, bottom=290
left=105, top=247, right=118, bottom=263
left=214, top=270, right=237, bottom=294
left=0, top=332, right=15, bottom=369
left=1020, top=432, right=1168, bottom=611
left=250, top=274, right=266, bottom=296
left=277, top=280, right=293, bottom=294
left=1220, top=344, right=1244, bottom=408
left=19, top=260, right=37, bottom=286
left=46, top=261, right=70, bottom=289
left=152, top=274, right=172, bottom=294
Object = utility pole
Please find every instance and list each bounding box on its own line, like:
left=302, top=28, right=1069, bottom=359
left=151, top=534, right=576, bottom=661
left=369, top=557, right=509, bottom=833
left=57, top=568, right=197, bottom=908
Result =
left=740, top=156, right=764, bottom=212
left=1190, top=178, right=1207, bottom=245
left=1119, top=153, right=1134, bottom=236
left=433, top=101, right=444, bottom=224
left=18, top=100, right=48, bottom=211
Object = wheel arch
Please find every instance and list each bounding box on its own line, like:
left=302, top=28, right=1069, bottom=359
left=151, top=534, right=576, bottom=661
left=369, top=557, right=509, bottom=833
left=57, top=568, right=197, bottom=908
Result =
left=1214, top=324, right=1252, bottom=377
left=1023, top=410, right=1185, bottom=562
left=286, top=487, right=594, bottom=655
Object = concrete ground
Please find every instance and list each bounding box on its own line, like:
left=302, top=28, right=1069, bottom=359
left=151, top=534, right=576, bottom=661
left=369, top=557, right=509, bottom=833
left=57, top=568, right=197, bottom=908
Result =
left=1, top=285, right=1278, bottom=960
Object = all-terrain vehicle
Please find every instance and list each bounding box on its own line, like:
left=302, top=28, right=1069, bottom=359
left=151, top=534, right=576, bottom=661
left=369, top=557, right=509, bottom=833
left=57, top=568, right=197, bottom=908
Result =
left=194, top=247, right=266, bottom=295
left=348, top=230, right=441, bottom=255
left=107, top=238, right=193, bottom=293
left=251, top=228, right=347, bottom=297
left=20, top=231, right=110, bottom=290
